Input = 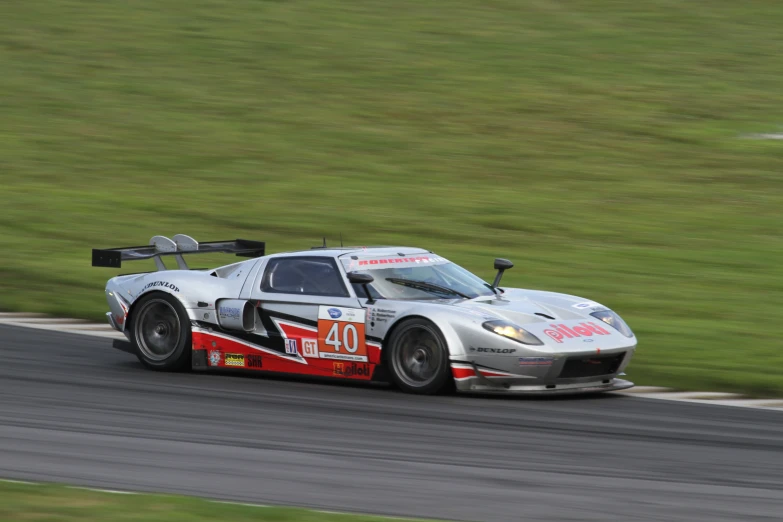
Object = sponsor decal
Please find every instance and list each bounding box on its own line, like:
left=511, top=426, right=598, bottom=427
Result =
left=342, top=309, right=362, bottom=322
left=356, top=255, right=446, bottom=266
left=285, top=339, right=298, bottom=355
left=543, top=322, right=611, bottom=343
left=224, top=353, right=245, bottom=367
left=320, top=352, right=367, bottom=362
left=302, top=338, right=319, bottom=358
left=247, top=354, right=263, bottom=368
left=333, top=362, right=371, bottom=378
left=470, top=347, right=516, bottom=354
left=142, top=281, right=180, bottom=293
left=208, top=350, right=221, bottom=366
left=218, top=306, right=241, bottom=319
left=317, top=306, right=368, bottom=362
left=519, top=357, right=554, bottom=366
left=367, top=307, right=396, bottom=324
left=572, top=302, right=598, bottom=309
left=342, top=255, right=449, bottom=272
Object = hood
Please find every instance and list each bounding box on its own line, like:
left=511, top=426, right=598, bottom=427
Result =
left=450, top=288, right=607, bottom=324
left=431, top=288, right=635, bottom=351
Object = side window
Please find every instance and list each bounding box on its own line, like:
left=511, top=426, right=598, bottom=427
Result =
left=261, top=257, right=350, bottom=297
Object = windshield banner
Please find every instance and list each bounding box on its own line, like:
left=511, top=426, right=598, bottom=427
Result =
left=342, top=254, right=450, bottom=272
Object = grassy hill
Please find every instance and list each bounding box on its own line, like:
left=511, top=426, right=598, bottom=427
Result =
left=1, top=0, right=782, bottom=395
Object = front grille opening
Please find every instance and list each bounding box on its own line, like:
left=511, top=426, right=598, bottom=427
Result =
left=546, top=384, right=556, bottom=389
left=558, top=353, right=625, bottom=379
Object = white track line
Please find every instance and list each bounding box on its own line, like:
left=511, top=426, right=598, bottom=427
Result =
left=1, top=313, right=781, bottom=411
left=67, top=486, right=138, bottom=494
left=0, top=314, right=125, bottom=339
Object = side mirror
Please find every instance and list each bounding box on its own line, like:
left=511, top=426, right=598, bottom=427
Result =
left=347, top=272, right=376, bottom=304
left=492, top=258, right=513, bottom=289
left=347, top=272, right=374, bottom=285
left=494, top=258, right=514, bottom=271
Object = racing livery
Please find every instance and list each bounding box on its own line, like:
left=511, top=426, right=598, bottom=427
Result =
left=93, top=234, right=637, bottom=395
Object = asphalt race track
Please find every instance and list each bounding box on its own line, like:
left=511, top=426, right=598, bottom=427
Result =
left=1, top=324, right=782, bottom=521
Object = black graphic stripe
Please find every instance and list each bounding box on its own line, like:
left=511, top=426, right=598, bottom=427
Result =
left=193, top=312, right=287, bottom=356
left=257, top=305, right=318, bottom=328
left=197, top=307, right=380, bottom=357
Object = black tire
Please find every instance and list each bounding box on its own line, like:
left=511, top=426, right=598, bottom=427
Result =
left=129, top=291, right=191, bottom=371
left=386, top=318, right=451, bottom=395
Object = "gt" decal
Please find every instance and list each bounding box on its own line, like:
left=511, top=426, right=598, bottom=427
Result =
left=317, top=306, right=367, bottom=362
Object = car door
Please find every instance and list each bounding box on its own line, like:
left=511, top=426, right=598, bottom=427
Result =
left=247, top=255, right=372, bottom=378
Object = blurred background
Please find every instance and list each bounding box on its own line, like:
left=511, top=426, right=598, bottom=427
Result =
left=1, top=0, right=781, bottom=395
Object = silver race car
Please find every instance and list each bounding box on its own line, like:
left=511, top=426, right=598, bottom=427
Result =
left=93, top=235, right=636, bottom=395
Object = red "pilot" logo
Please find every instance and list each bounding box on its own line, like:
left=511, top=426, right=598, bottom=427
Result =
left=543, top=322, right=611, bottom=343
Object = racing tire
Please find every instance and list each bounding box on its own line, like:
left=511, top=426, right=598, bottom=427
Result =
left=386, top=318, right=452, bottom=395
left=129, top=291, right=192, bottom=372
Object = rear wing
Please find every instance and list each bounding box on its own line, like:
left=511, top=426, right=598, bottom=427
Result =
left=92, top=234, right=265, bottom=271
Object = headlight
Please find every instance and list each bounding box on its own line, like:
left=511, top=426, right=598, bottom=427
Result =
left=482, top=320, right=544, bottom=345
left=590, top=310, right=634, bottom=338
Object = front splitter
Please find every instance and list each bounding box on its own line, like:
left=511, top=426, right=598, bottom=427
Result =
left=456, top=378, right=635, bottom=396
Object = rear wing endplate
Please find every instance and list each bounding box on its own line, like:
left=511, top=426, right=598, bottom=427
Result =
left=92, top=234, right=265, bottom=271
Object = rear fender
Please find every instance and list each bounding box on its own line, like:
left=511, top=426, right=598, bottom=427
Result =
left=125, top=289, right=190, bottom=336
left=105, top=284, right=131, bottom=333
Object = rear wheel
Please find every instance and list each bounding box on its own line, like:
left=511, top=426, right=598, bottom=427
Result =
left=387, top=318, right=451, bottom=395
left=129, top=292, right=191, bottom=371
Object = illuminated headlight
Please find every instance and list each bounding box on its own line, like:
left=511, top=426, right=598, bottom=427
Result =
left=590, top=310, right=634, bottom=338
left=482, top=320, right=544, bottom=345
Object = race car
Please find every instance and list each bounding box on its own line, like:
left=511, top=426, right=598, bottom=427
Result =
left=92, top=235, right=637, bottom=395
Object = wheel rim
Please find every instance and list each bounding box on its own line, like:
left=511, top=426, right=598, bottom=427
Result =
left=135, top=299, right=182, bottom=361
left=391, top=324, right=444, bottom=388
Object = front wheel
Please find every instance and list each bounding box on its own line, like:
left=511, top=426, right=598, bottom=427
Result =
left=387, top=318, right=451, bottom=395
left=129, top=292, right=191, bottom=371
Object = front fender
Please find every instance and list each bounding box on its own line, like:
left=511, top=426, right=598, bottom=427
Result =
left=379, top=313, right=469, bottom=360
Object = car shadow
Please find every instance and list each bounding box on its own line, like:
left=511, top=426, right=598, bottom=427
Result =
left=111, top=357, right=628, bottom=402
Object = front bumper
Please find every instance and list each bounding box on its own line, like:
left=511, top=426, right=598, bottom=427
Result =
left=451, top=345, right=636, bottom=395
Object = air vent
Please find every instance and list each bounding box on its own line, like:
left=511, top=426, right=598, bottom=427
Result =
left=535, top=312, right=555, bottom=320
left=558, top=353, right=625, bottom=379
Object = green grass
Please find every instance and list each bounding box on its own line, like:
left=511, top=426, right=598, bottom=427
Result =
left=1, top=1, right=782, bottom=395
left=0, top=481, right=435, bottom=521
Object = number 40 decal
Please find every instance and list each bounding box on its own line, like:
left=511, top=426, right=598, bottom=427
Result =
left=325, top=322, right=360, bottom=353
left=317, top=306, right=368, bottom=362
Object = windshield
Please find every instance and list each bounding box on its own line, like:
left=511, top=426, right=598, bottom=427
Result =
left=341, top=254, right=495, bottom=300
